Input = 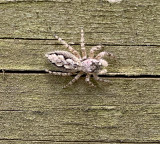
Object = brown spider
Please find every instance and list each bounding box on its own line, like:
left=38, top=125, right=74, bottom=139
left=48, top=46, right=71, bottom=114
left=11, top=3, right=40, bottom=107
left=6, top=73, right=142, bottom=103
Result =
left=45, top=28, right=114, bottom=88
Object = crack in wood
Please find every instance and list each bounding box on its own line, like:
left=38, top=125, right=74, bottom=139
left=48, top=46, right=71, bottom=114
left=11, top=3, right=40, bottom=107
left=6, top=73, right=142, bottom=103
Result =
left=0, top=138, right=159, bottom=143
left=0, top=37, right=160, bottom=47
left=0, top=69, right=160, bottom=78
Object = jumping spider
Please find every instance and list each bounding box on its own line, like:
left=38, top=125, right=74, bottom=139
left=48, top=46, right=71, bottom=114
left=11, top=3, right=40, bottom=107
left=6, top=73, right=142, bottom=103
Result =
left=45, top=28, right=114, bottom=88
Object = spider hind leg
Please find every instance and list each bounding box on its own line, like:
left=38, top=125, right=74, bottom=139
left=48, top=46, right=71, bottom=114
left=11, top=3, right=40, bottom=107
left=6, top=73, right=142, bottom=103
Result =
left=45, top=69, right=74, bottom=76
left=63, top=72, right=83, bottom=88
left=85, top=74, right=95, bottom=87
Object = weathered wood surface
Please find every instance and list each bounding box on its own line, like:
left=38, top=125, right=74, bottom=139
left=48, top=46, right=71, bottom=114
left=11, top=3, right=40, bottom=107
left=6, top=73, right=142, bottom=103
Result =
left=1, top=74, right=160, bottom=143
left=0, top=0, right=160, bottom=143
left=0, top=39, right=159, bottom=75
left=0, top=0, right=160, bottom=45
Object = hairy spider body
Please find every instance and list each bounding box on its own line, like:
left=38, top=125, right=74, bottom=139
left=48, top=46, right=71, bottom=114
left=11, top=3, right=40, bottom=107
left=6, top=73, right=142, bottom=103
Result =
left=45, top=28, right=114, bottom=88
left=81, top=58, right=101, bottom=73
left=45, top=51, right=81, bottom=72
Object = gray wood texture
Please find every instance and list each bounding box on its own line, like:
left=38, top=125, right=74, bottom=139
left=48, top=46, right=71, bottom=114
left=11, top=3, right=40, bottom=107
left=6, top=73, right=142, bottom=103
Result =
left=1, top=74, right=160, bottom=142
left=0, top=39, right=159, bottom=75
left=0, top=0, right=160, bottom=45
left=0, top=0, right=160, bottom=143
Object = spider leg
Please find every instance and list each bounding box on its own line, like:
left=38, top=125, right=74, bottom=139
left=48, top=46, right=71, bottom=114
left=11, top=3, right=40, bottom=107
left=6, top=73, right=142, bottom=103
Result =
left=98, top=69, right=107, bottom=75
left=95, top=51, right=114, bottom=60
left=63, top=72, right=83, bottom=88
left=93, top=73, right=110, bottom=83
left=85, top=74, right=95, bottom=87
left=54, top=35, right=81, bottom=59
left=45, top=69, right=74, bottom=76
left=81, top=28, right=87, bottom=59
left=89, top=45, right=102, bottom=58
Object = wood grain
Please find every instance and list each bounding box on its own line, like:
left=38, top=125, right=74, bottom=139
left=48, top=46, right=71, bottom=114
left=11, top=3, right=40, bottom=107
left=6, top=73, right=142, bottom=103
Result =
left=0, top=39, right=160, bottom=75
left=0, top=0, right=160, bottom=45
left=0, top=0, right=160, bottom=143
left=0, top=74, right=160, bottom=142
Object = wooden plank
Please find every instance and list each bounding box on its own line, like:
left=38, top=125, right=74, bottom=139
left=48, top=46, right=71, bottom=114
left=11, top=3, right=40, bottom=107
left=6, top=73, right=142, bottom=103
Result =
left=0, top=74, right=160, bottom=142
left=0, top=0, right=71, bottom=3
left=1, top=142, right=158, bottom=144
left=0, top=39, right=159, bottom=75
left=4, top=142, right=155, bottom=144
left=0, top=0, right=160, bottom=45
left=0, top=0, right=160, bottom=143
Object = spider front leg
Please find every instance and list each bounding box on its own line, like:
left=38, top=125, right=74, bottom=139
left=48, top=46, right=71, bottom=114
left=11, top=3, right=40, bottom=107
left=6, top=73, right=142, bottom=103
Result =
left=54, top=35, right=81, bottom=59
left=95, top=51, right=114, bottom=60
left=63, top=72, right=83, bottom=88
left=45, top=69, right=74, bottom=76
left=81, top=28, right=87, bottom=59
left=89, top=45, right=102, bottom=58
left=93, top=73, right=110, bottom=83
left=85, top=74, right=95, bottom=87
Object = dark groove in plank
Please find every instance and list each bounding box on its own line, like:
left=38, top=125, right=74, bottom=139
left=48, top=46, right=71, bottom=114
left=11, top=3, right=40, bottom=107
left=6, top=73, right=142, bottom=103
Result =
left=0, top=1, right=71, bottom=5
left=98, top=74, right=160, bottom=78
left=0, top=110, right=23, bottom=112
left=0, top=138, right=160, bottom=143
left=0, top=69, right=160, bottom=78
left=0, top=37, right=53, bottom=41
left=0, top=37, right=160, bottom=47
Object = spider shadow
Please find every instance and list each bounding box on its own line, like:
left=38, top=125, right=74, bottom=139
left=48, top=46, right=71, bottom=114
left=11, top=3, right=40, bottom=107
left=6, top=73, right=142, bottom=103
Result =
left=60, top=74, right=113, bottom=94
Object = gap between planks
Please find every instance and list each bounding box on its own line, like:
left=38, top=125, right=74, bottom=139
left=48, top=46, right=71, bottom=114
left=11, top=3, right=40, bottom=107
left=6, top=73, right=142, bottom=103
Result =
left=0, top=69, right=160, bottom=78
left=0, top=37, right=160, bottom=47
left=0, top=138, right=160, bottom=143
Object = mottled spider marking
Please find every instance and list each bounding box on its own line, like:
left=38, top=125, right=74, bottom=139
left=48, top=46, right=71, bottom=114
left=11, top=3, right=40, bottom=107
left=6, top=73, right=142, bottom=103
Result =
left=45, top=28, right=114, bottom=88
left=45, top=51, right=81, bottom=72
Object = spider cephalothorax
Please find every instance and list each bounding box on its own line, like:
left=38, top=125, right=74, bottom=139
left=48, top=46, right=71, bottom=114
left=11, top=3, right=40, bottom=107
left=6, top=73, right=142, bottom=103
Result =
left=45, top=28, right=114, bottom=88
left=81, top=58, right=101, bottom=73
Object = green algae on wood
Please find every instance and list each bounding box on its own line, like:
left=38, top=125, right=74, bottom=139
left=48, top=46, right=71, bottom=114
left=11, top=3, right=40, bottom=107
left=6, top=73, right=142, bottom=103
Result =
left=0, top=39, right=159, bottom=75
left=0, top=0, right=160, bottom=45
left=0, top=73, right=160, bottom=142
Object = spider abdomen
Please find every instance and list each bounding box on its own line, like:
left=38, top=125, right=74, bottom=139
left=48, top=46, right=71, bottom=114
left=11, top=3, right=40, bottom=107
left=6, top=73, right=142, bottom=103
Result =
left=45, top=51, right=81, bottom=71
